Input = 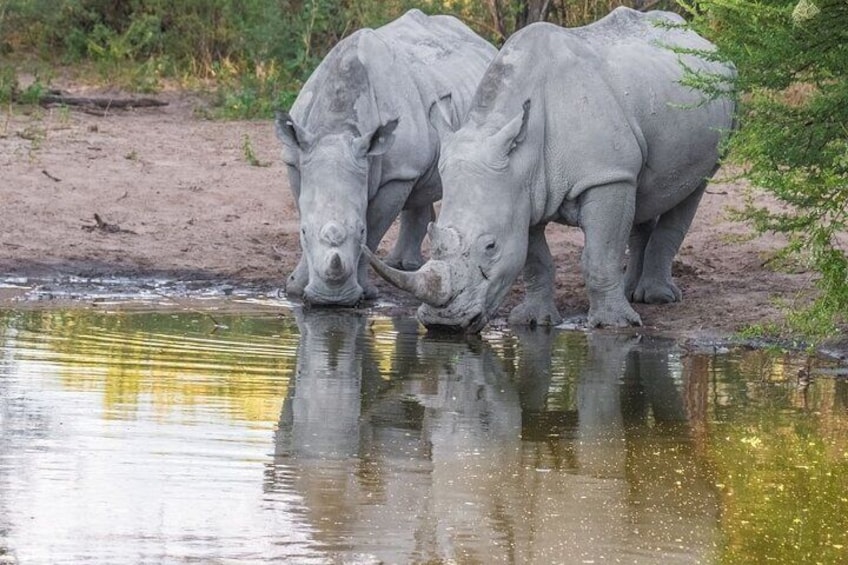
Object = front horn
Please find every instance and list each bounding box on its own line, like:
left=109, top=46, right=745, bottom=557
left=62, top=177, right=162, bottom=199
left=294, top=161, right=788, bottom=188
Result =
left=361, top=246, right=452, bottom=307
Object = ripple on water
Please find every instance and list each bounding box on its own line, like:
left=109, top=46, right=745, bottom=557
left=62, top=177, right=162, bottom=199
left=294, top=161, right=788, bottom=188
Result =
left=0, top=308, right=846, bottom=564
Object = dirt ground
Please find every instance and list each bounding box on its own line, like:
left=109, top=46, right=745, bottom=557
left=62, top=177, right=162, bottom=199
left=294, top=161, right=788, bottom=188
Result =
left=0, top=89, right=836, bottom=351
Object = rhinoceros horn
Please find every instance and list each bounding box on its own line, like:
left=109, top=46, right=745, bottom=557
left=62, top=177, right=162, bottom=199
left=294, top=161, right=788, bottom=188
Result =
left=361, top=245, right=452, bottom=307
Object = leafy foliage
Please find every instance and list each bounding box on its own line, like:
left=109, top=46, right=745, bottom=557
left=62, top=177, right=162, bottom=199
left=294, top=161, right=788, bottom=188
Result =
left=0, top=65, right=51, bottom=105
left=685, top=0, right=848, bottom=339
left=0, top=1, right=666, bottom=116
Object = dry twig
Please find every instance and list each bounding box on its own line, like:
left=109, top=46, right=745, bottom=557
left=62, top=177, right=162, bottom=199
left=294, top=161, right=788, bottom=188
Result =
left=81, top=213, right=136, bottom=235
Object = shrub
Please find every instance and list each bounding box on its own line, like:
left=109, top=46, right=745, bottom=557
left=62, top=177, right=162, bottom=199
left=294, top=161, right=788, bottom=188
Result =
left=1, top=1, right=664, bottom=116
left=685, top=0, right=848, bottom=340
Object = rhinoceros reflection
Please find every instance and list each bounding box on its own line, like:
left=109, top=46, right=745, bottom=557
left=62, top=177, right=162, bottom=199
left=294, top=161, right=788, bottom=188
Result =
left=275, top=310, right=384, bottom=462
left=270, top=320, right=718, bottom=563
left=517, top=331, right=718, bottom=563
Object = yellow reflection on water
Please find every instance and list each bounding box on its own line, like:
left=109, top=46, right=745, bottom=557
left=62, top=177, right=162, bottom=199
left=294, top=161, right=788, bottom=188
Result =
left=370, top=317, right=404, bottom=377
left=4, top=310, right=300, bottom=424
left=702, top=353, right=848, bottom=564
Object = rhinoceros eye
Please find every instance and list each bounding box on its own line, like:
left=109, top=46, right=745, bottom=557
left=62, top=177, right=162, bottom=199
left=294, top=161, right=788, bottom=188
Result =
left=483, top=239, right=498, bottom=257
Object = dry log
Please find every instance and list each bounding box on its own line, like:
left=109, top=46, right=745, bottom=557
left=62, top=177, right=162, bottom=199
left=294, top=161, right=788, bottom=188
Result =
left=39, top=93, right=168, bottom=109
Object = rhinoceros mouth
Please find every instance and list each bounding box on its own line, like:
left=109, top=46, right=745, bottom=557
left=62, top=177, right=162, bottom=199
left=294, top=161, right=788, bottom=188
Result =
left=417, top=304, right=489, bottom=334
left=303, top=283, right=363, bottom=307
left=466, top=312, right=488, bottom=333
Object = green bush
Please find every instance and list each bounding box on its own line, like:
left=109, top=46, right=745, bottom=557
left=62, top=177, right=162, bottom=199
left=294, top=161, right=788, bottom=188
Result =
left=1, top=0, right=307, bottom=108
left=0, top=1, right=661, bottom=117
left=686, top=0, right=848, bottom=340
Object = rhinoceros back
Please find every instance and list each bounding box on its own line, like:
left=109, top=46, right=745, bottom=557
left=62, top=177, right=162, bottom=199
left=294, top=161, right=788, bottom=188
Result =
left=571, top=8, right=736, bottom=221
left=376, top=10, right=497, bottom=121
left=291, top=9, right=495, bottom=140
left=466, top=7, right=735, bottom=224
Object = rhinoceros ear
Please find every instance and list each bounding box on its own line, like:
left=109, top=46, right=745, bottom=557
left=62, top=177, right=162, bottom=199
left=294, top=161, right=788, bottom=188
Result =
left=354, top=118, right=399, bottom=158
left=492, top=99, right=531, bottom=157
left=275, top=111, right=315, bottom=152
left=428, top=93, right=459, bottom=139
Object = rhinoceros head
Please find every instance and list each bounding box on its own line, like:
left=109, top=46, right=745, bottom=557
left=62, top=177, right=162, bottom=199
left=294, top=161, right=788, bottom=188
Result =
left=366, top=102, right=533, bottom=332
left=276, top=111, right=397, bottom=305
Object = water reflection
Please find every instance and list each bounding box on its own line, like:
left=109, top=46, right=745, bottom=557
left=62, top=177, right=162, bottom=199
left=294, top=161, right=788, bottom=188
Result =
left=271, top=316, right=718, bottom=564
left=0, top=308, right=845, bottom=564
left=516, top=331, right=719, bottom=564
left=0, top=309, right=305, bottom=564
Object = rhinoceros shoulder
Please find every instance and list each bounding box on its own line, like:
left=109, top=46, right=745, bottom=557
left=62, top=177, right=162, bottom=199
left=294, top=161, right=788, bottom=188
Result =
left=574, top=7, right=684, bottom=38
left=568, top=6, right=715, bottom=54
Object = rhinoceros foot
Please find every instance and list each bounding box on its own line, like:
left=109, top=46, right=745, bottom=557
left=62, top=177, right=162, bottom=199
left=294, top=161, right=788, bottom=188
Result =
left=587, top=300, right=642, bottom=328
left=630, top=278, right=682, bottom=304
left=508, top=300, right=563, bottom=328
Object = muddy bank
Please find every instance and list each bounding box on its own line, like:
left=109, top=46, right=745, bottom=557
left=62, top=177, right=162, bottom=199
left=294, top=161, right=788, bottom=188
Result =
left=2, top=91, right=843, bottom=356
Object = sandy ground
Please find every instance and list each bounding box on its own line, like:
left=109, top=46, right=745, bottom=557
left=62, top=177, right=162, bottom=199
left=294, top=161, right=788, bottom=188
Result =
left=0, top=90, right=835, bottom=350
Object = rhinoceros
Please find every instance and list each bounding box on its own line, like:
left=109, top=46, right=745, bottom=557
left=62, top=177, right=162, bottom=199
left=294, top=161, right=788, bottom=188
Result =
left=366, top=7, right=735, bottom=332
left=275, top=9, right=495, bottom=306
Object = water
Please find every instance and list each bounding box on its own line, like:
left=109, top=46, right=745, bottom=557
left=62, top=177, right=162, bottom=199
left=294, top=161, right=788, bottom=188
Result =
left=0, top=307, right=846, bottom=564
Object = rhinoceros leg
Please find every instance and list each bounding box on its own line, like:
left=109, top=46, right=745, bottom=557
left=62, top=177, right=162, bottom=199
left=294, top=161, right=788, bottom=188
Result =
left=631, top=183, right=705, bottom=304
left=362, top=179, right=417, bottom=299
left=509, top=224, right=563, bottom=327
left=624, top=218, right=657, bottom=300
left=579, top=182, right=642, bottom=328
left=384, top=204, right=435, bottom=271
left=285, top=257, right=309, bottom=298
left=285, top=172, right=308, bottom=298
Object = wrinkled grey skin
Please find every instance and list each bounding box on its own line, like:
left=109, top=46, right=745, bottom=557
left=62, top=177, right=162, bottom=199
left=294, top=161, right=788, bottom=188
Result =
left=367, top=8, right=735, bottom=331
left=276, top=9, right=495, bottom=306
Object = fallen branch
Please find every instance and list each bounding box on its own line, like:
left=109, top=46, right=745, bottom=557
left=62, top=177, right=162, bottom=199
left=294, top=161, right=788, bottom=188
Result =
left=81, top=213, right=137, bottom=235
left=39, top=93, right=168, bottom=110
left=42, top=169, right=61, bottom=182
left=12, top=88, right=168, bottom=111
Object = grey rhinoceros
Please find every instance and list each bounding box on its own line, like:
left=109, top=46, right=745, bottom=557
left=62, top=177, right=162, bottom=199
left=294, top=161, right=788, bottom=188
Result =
left=366, top=7, right=735, bottom=332
left=276, top=9, right=495, bottom=306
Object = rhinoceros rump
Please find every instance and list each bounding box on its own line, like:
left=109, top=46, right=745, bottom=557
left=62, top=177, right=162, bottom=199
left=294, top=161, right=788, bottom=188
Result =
left=276, top=9, right=495, bottom=306
left=368, top=7, right=735, bottom=331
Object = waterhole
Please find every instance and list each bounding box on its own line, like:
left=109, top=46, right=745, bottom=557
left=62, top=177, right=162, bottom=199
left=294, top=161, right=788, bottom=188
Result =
left=0, top=305, right=846, bottom=564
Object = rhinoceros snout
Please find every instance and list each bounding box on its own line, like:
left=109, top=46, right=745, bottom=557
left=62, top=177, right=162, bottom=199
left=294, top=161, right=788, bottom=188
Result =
left=324, top=252, right=347, bottom=282
left=417, top=304, right=488, bottom=334
left=304, top=279, right=363, bottom=306
left=303, top=249, right=363, bottom=305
